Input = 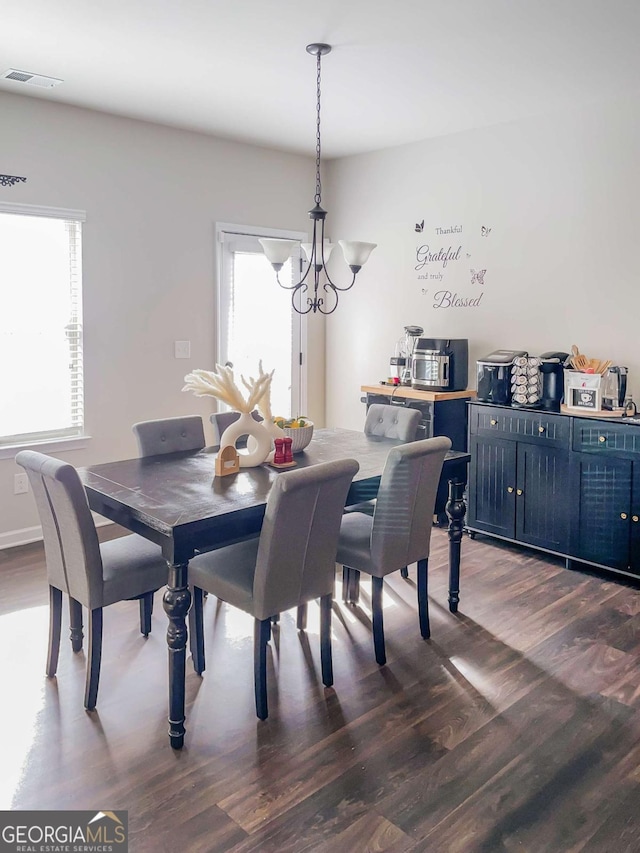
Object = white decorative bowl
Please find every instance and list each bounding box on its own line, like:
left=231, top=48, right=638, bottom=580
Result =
left=282, top=422, right=314, bottom=453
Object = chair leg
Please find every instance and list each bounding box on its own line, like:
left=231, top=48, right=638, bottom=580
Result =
left=139, top=591, right=153, bottom=637
left=341, top=566, right=350, bottom=602
left=189, top=586, right=205, bottom=675
left=46, top=586, right=63, bottom=677
left=417, top=558, right=430, bottom=638
left=254, top=618, right=270, bottom=721
left=84, top=608, right=103, bottom=711
left=69, top=597, right=83, bottom=652
left=320, top=594, right=333, bottom=687
left=297, top=604, right=308, bottom=630
left=371, top=576, right=386, bottom=665
left=342, top=566, right=360, bottom=604
left=400, top=566, right=409, bottom=579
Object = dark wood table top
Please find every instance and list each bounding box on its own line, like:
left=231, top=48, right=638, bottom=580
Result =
left=79, top=428, right=469, bottom=562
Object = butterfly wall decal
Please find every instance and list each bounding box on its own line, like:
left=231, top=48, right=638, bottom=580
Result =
left=481, top=225, right=492, bottom=237
left=415, top=220, right=424, bottom=233
left=470, top=269, right=486, bottom=286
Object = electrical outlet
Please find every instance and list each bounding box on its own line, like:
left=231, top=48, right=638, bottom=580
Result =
left=14, top=473, right=29, bottom=494
left=174, top=340, right=191, bottom=359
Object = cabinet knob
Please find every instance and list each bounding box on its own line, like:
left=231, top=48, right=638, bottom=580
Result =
left=516, top=489, right=523, bottom=496
left=538, top=425, right=546, bottom=434
left=621, top=512, right=628, bottom=520
left=507, top=486, right=514, bottom=493
left=490, top=418, right=498, bottom=426
left=633, top=516, right=639, bottom=523
left=598, top=435, right=606, bottom=443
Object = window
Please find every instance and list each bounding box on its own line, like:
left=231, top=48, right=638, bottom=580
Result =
left=217, top=225, right=306, bottom=419
left=0, top=204, right=85, bottom=447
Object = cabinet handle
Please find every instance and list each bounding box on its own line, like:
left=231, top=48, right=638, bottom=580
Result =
left=633, top=516, right=639, bottom=523
left=538, top=425, right=546, bottom=434
left=516, top=489, right=523, bottom=496
left=621, top=512, right=628, bottom=520
left=507, top=486, right=514, bottom=493
left=490, top=418, right=498, bottom=426
left=598, top=435, right=606, bottom=443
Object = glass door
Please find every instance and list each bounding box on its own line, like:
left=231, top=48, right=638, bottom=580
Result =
left=217, top=226, right=306, bottom=419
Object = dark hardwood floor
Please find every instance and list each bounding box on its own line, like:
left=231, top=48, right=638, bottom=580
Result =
left=2, top=527, right=640, bottom=852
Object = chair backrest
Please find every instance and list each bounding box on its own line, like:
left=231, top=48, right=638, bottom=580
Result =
left=210, top=410, right=263, bottom=450
left=15, top=450, right=104, bottom=608
left=364, top=404, right=421, bottom=442
left=133, top=415, right=206, bottom=456
left=371, top=436, right=451, bottom=571
left=252, top=458, right=360, bottom=621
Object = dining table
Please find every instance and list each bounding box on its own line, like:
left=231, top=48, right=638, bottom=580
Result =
left=78, top=428, right=469, bottom=748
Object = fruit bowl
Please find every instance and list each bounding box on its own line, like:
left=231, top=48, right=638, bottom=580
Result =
left=282, top=423, right=314, bottom=453
left=273, top=417, right=314, bottom=454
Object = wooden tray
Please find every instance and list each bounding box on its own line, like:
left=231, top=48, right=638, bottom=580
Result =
left=561, top=405, right=624, bottom=419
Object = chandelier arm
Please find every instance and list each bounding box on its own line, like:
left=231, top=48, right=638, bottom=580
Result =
left=291, top=282, right=314, bottom=314
left=275, top=258, right=314, bottom=290
left=316, top=285, right=339, bottom=315
left=322, top=270, right=358, bottom=292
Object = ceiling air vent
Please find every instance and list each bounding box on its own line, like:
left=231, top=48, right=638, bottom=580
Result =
left=1, top=69, right=63, bottom=88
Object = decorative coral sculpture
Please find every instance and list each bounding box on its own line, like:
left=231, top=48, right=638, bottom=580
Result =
left=182, top=363, right=273, bottom=468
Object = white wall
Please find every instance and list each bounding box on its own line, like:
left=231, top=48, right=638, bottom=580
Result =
left=0, top=92, right=325, bottom=546
left=325, top=96, right=640, bottom=429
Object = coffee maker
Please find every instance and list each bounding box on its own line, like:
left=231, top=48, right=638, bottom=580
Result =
left=391, top=325, right=423, bottom=385
left=539, top=351, right=571, bottom=412
left=602, top=366, right=629, bottom=411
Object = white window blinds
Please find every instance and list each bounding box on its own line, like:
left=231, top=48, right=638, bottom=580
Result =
left=0, top=204, right=85, bottom=445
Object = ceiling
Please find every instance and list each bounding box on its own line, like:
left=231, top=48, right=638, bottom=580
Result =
left=2, top=0, right=640, bottom=159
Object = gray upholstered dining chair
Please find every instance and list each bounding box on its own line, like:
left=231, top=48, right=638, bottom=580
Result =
left=210, top=410, right=263, bottom=451
left=337, top=436, right=451, bottom=665
left=187, top=457, right=360, bottom=720
left=364, top=403, right=421, bottom=442
left=16, top=450, right=170, bottom=711
left=132, top=415, right=206, bottom=456
left=348, top=403, right=422, bottom=577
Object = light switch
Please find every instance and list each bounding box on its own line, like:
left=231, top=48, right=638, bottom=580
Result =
left=174, top=340, right=191, bottom=359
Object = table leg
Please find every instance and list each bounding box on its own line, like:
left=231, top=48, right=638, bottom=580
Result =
left=445, top=480, right=466, bottom=613
left=163, top=561, right=191, bottom=749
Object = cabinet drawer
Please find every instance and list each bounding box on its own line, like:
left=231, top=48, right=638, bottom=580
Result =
left=573, top=418, right=640, bottom=457
left=469, top=405, right=569, bottom=448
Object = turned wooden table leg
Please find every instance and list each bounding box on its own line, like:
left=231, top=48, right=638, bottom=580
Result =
left=446, top=479, right=466, bottom=614
left=164, top=561, right=191, bottom=749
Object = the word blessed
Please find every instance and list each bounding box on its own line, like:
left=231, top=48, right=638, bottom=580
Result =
left=421, top=289, right=484, bottom=309
left=415, top=244, right=462, bottom=270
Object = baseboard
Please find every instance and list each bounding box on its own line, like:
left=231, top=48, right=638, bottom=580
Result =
left=0, top=515, right=114, bottom=551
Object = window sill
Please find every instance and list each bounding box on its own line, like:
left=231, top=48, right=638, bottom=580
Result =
left=0, top=435, right=92, bottom=461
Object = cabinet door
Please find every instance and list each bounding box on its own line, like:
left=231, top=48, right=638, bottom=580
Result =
left=516, top=443, right=569, bottom=552
left=572, top=453, right=632, bottom=570
left=629, top=464, right=640, bottom=575
left=467, top=436, right=516, bottom=537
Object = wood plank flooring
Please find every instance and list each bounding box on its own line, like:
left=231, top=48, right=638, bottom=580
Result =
left=2, top=527, right=640, bottom=852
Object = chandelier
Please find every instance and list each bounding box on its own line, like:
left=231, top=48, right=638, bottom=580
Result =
left=259, top=44, right=376, bottom=315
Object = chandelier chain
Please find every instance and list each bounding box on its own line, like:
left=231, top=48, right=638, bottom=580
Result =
left=314, top=51, right=322, bottom=206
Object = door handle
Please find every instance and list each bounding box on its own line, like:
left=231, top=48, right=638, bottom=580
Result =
left=516, top=489, right=523, bottom=496
left=633, top=516, right=639, bottom=523
left=621, top=512, right=628, bottom=520
left=507, top=486, right=514, bottom=493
